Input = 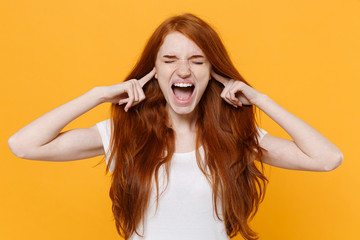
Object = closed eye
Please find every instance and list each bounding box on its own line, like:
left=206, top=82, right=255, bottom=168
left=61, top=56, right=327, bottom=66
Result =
left=164, top=61, right=203, bottom=65
left=163, top=61, right=204, bottom=64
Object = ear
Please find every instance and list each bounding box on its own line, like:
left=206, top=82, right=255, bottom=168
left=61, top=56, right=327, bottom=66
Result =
left=154, top=65, right=158, bottom=79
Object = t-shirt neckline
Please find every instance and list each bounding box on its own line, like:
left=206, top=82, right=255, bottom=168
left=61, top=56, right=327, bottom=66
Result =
left=173, top=146, right=204, bottom=156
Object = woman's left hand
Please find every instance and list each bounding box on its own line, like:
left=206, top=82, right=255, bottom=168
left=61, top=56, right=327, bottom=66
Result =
left=211, top=70, right=264, bottom=108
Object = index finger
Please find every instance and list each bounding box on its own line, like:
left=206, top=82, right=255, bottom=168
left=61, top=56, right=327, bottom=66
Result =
left=138, top=67, right=156, bottom=87
left=211, top=70, right=230, bottom=86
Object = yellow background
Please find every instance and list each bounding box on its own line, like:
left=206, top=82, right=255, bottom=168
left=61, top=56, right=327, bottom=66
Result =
left=1, top=0, right=359, bottom=239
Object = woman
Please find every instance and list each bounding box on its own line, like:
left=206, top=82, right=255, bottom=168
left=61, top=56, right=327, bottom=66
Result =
left=8, top=13, right=343, bottom=240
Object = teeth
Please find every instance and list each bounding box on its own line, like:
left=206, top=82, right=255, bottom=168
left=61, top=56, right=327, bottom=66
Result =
left=173, top=83, right=193, bottom=87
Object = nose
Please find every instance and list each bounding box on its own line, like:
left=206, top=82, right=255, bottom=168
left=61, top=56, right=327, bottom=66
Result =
left=175, top=59, right=191, bottom=78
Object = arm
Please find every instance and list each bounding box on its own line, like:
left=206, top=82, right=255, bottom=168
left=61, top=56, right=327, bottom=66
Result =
left=7, top=87, right=106, bottom=161
left=211, top=70, right=343, bottom=172
left=255, top=95, right=343, bottom=172
left=7, top=68, right=156, bottom=162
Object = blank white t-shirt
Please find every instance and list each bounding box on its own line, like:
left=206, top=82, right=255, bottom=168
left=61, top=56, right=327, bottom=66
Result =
left=96, top=119, right=268, bottom=240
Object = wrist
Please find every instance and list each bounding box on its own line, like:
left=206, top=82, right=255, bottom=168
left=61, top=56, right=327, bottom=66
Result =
left=89, top=87, right=107, bottom=105
left=253, top=93, right=270, bottom=108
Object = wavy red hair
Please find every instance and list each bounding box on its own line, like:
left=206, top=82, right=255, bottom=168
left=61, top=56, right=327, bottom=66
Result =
left=104, top=13, right=268, bottom=240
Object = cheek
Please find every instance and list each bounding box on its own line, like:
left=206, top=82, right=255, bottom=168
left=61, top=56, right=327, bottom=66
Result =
left=154, top=67, right=169, bottom=93
left=194, top=67, right=211, bottom=81
left=194, top=67, right=211, bottom=92
left=155, top=64, right=172, bottom=78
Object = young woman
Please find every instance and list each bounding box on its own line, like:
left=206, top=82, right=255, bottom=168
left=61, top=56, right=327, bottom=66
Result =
left=8, top=13, right=343, bottom=240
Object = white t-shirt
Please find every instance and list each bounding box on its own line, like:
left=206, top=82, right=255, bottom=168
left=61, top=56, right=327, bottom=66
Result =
left=96, top=119, right=268, bottom=240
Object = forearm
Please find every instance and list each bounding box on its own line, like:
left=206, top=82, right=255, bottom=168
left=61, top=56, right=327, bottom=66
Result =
left=9, top=87, right=105, bottom=151
left=255, top=94, right=343, bottom=161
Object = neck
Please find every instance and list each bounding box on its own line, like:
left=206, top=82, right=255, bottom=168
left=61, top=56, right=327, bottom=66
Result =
left=166, top=105, right=198, bottom=132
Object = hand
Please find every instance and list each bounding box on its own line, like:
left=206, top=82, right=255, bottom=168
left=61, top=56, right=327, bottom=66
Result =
left=211, top=70, right=264, bottom=108
left=101, top=68, right=156, bottom=112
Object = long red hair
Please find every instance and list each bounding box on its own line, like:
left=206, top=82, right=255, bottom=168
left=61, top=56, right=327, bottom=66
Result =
left=105, top=13, right=268, bottom=240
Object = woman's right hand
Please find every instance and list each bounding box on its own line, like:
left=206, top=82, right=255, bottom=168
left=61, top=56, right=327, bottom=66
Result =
left=100, top=68, right=156, bottom=112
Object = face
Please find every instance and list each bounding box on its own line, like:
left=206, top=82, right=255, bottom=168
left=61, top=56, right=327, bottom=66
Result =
left=155, top=32, right=212, bottom=116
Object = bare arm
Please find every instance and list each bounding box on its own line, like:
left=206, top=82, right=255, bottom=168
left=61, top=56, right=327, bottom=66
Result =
left=7, top=68, right=156, bottom=162
left=211, top=70, right=343, bottom=172
left=7, top=87, right=106, bottom=161
left=256, top=95, right=343, bottom=172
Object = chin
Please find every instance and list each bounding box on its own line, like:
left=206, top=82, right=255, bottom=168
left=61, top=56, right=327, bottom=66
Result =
left=167, top=102, right=198, bottom=116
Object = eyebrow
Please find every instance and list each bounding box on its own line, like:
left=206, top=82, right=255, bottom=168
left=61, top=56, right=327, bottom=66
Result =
left=162, top=54, right=205, bottom=59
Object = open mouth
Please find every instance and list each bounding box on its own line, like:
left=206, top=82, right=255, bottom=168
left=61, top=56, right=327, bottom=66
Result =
left=171, top=82, right=195, bottom=102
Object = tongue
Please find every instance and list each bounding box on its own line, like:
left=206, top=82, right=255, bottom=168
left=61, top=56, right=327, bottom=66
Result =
left=173, top=87, right=193, bottom=100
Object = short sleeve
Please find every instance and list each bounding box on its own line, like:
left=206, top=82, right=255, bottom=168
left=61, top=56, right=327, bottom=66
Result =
left=96, top=119, right=115, bottom=172
left=256, top=126, right=268, bottom=143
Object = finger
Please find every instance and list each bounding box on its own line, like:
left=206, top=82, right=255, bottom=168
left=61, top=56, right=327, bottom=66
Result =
left=124, top=87, right=135, bottom=112
left=220, top=79, right=234, bottom=99
left=229, top=82, right=243, bottom=103
left=211, top=70, right=230, bottom=86
left=222, top=80, right=240, bottom=108
left=226, top=91, right=233, bottom=103
left=138, top=67, right=156, bottom=87
left=131, top=82, right=145, bottom=107
left=135, top=80, right=146, bottom=101
left=230, top=90, right=237, bottom=102
left=232, top=81, right=251, bottom=106
left=229, top=91, right=241, bottom=107
left=220, top=89, right=237, bottom=108
left=228, top=80, right=242, bottom=104
left=118, top=98, right=129, bottom=105
left=220, top=79, right=231, bottom=98
left=223, top=97, right=238, bottom=108
left=226, top=92, right=238, bottom=107
left=132, top=80, right=139, bottom=102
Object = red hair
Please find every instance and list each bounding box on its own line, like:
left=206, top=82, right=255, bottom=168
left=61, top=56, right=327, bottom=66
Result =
left=105, top=13, right=268, bottom=240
